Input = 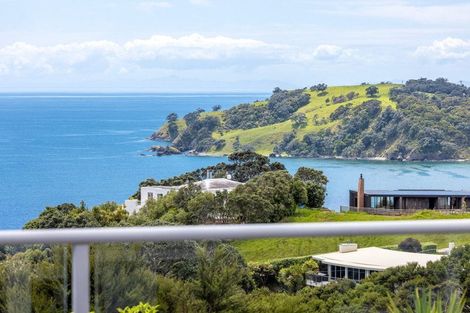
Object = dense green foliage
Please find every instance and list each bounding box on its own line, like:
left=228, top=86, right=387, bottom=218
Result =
left=387, top=288, right=466, bottom=313
left=153, top=78, right=470, bottom=160
left=117, top=302, right=160, bottom=313
left=276, top=79, right=470, bottom=160
left=138, top=169, right=324, bottom=225
left=24, top=202, right=128, bottom=229
left=399, top=238, right=422, bottom=253
left=224, top=88, right=310, bottom=130
left=154, top=151, right=285, bottom=186
left=173, top=112, right=222, bottom=152
left=25, top=154, right=327, bottom=228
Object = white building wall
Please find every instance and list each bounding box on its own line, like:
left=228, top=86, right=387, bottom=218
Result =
left=140, top=186, right=177, bottom=206
left=124, top=199, right=140, bottom=214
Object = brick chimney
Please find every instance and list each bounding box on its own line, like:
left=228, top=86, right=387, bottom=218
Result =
left=357, top=174, right=365, bottom=209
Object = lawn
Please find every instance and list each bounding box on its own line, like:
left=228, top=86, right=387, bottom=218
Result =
left=233, top=209, right=470, bottom=263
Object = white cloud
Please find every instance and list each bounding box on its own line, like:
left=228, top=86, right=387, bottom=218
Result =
left=0, top=34, right=362, bottom=77
left=137, top=1, right=173, bottom=11
left=0, top=34, right=288, bottom=74
left=123, top=34, right=272, bottom=60
left=414, top=38, right=470, bottom=60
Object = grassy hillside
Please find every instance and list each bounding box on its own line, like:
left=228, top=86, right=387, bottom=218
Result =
left=211, top=84, right=398, bottom=155
left=152, top=79, right=470, bottom=160
left=234, top=209, right=470, bottom=263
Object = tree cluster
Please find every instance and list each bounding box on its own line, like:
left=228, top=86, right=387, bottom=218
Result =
left=224, top=88, right=310, bottom=130
left=275, top=78, right=470, bottom=160
left=4, top=242, right=470, bottom=312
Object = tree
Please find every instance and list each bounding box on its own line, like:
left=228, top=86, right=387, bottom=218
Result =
left=398, top=238, right=422, bottom=253
left=294, top=167, right=328, bottom=208
left=92, top=202, right=128, bottom=226
left=140, top=241, right=199, bottom=280
left=194, top=245, right=245, bottom=312
left=294, top=167, right=328, bottom=185
left=291, top=112, right=307, bottom=129
left=228, top=151, right=271, bottom=182
left=366, top=85, right=379, bottom=97
left=23, top=203, right=99, bottom=229
left=212, top=105, right=222, bottom=112
left=231, top=171, right=297, bottom=222
left=233, top=136, right=241, bottom=152
left=278, top=259, right=318, bottom=292
left=93, top=244, right=157, bottom=312
left=227, top=192, right=274, bottom=223
left=310, top=83, right=328, bottom=92
left=387, top=288, right=465, bottom=313
left=166, top=113, right=178, bottom=123
left=305, top=182, right=326, bottom=208
left=187, top=192, right=217, bottom=224
left=292, top=179, right=308, bottom=206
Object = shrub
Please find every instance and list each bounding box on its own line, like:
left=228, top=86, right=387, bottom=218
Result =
left=421, top=242, right=437, bottom=254
left=117, top=302, right=159, bottom=313
left=398, top=238, right=422, bottom=253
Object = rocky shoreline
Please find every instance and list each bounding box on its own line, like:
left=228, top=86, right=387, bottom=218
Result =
left=149, top=128, right=468, bottom=161
left=148, top=145, right=181, bottom=156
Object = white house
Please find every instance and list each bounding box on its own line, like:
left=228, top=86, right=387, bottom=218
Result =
left=124, top=177, right=243, bottom=214
left=306, top=243, right=443, bottom=286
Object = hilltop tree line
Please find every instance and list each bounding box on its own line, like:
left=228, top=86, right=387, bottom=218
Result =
left=275, top=78, right=470, bottom=160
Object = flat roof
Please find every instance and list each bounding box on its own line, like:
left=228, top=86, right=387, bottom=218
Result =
left=313, top=247, right=442, bottom=271
left=351, top=189, right=470, bottom=197
left=142, top=178, right=243, bottom=192
left=195, top=178, right=243, bottom=190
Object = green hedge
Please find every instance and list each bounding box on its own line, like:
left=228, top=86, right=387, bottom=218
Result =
left=381, top=242, right=437, bottom=254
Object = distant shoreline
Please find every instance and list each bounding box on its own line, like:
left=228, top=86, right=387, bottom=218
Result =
left=183, top=152, right=470, bottom=163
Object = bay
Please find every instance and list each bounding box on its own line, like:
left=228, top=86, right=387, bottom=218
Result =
left=0, top=93, right=469, bottom=229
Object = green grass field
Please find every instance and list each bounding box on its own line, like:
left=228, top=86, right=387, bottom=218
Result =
left=234, top=209, right=470, bottom=263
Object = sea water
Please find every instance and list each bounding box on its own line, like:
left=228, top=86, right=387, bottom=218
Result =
left=0, top=93, right=469, bottom=229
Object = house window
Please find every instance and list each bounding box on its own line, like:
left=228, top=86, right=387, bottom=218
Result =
left=437, top=197, right=450, bottom=209
left=371, top=196, right=394, bottom=209
left=157, top=193, right=163, bottom=199
left=148, top=192, right=154, bottom=199
left=330, top=265, right=346, bottom=280
left=347, top=267, right=366, bottom=281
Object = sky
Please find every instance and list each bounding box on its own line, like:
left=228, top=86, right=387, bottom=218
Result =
left=0, top=0, right=470, bottom=92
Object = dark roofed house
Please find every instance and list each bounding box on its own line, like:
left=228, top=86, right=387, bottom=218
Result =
left=349, top=175, right=470, bottom=212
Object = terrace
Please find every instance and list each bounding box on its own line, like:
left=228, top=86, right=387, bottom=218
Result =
left=1, top=219, right=470, bottom=312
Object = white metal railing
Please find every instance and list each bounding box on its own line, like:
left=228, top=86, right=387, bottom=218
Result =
left=2, top=219, right=470, bottom=313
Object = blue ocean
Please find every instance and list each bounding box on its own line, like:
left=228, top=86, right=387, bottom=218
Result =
left=1, top=93, right=470, bottom=229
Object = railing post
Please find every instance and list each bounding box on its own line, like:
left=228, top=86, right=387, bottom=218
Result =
left=72, top=244, right=90, bottom=313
